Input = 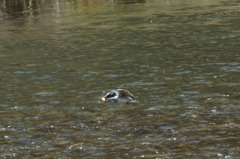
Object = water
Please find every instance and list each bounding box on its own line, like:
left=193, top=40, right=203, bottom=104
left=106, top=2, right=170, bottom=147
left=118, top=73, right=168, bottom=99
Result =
left=0, top=0, right=240, bottom=158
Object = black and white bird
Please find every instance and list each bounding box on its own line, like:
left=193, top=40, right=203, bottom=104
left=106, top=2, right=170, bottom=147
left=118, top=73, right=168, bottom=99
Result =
left=100, top=89, right=139, bottom=104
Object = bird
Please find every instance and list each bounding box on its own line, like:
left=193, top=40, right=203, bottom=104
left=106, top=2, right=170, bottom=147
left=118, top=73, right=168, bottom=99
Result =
left=99, top=89, right=139, bottom=105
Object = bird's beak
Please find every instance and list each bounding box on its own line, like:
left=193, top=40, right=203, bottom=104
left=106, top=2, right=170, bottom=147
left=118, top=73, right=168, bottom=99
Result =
left=99, top=97, right=106, bottom=102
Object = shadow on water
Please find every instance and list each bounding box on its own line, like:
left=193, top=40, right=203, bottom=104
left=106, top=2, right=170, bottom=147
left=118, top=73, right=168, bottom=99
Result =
left=0, top=0, right=240, bottom=158
left=0, top=0, right=146, bottom=16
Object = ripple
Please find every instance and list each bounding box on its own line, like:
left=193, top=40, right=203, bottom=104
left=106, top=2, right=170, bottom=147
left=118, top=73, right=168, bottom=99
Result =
left=13, top=71, right=35, bottom=74
left=33, top=92, right=57, bottom=97
left=220, top=65, right=240, bottom=72
left=122, top=81, right=160, bottom=87
left=30, top=75, right=52, bottom=80
left=172, top=71, right=192, bottom=75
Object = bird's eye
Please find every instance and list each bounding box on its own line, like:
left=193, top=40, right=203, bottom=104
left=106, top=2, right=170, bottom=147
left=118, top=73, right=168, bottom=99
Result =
left=106, top=92, right=116, bottom=98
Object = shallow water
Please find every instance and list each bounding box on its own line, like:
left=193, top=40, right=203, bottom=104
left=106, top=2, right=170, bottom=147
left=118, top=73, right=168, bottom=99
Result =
left=0, top=0, right=240, bottom=158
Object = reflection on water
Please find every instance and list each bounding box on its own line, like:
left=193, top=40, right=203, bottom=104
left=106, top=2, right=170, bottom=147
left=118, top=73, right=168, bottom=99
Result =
left=0, top=0, right=240, bottom=158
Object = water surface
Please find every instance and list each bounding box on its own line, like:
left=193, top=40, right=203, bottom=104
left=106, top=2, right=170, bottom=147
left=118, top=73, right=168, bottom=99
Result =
left=0, top=0, right=240, bottom=158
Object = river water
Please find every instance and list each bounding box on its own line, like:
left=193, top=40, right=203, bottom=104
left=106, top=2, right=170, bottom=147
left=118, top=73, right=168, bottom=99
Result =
left=0, top=0, right=240, bottom=158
